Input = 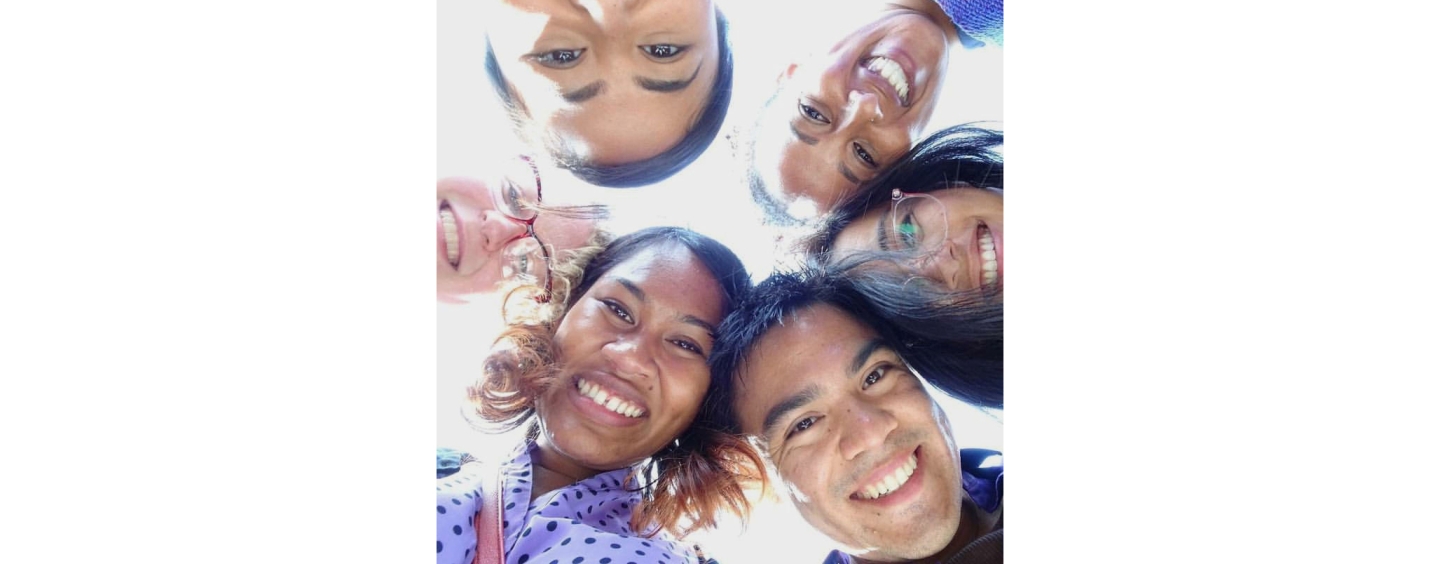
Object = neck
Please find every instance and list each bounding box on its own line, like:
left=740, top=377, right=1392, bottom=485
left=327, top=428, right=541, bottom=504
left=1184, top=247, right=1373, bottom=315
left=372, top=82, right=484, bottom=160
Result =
left=530, top=435, right=603, bottom=501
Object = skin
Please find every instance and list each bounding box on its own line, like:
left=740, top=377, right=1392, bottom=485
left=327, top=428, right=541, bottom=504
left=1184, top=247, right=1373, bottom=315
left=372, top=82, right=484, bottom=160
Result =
left=488, top=0, right=720, bottom=165
left=436, top=176, right=597, bottom=304
left=832, top=185, right=1004, bottom=294
left=753, top=0, right=958, bottom=220
left=734, top=304, right=998, bottom=563
left=530, top=241, right=725, bottom=498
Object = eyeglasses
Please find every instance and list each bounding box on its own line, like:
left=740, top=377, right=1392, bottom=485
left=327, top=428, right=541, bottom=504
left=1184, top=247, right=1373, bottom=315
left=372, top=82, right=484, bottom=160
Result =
left=488, top=155, right=555, bottom=303
left=885, top=188, right=949, bottom=258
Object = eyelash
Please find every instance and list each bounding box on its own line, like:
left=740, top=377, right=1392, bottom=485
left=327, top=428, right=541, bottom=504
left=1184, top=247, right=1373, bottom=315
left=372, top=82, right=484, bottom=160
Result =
left=532, top=49, right=585, bottom=68
left=798, top=101, right=830, bottom=125
left=862, top=365, right=893, bottom=389
left=641, top=44, right=687, bottom=59
left=670, top=339, right=704, bottom=357
left=787, top=415, right=819, bottom=439
left=853, top=142, right=877, bottom=167
left=603, top=299, right=634, bottom=324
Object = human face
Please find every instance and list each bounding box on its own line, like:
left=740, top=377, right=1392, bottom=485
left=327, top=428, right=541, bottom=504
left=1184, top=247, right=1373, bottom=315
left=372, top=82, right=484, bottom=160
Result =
left=488, top=0, right=720, bottom=165
left=436, top=169, right=596, bottom=303
left=833, top=185, right=1004, bottom=295
left=535, top=242, right=725, bottom=471
left=733, top=304, right=966, bottom=561
left=753, top=10, right=950, bottom=219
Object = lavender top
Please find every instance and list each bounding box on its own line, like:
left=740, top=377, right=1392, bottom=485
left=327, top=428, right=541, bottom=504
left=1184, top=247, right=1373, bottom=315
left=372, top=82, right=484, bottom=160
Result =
left=437, top=441, right=697, bottom=564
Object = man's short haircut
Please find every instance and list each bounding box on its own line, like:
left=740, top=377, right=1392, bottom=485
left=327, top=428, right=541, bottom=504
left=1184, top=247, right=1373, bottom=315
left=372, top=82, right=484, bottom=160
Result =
left=485, top=11, right=733, bottom=188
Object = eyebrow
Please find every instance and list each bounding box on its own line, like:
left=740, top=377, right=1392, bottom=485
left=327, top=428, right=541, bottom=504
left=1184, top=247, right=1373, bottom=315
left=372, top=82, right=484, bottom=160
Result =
left=617, top=278, right=646, bottom=302
left=562, top=81, right=605, bottom=103
left=849, top=338, right=888, bottom=375
left=635, top=60, right=704, bottom=93
left=877, top=213, right=892, bottom=251
left=837, top=161, right=862, bottom=186
left=789, top=124, right=819, bottom=146
left=762, top=383, right=821, bottom=441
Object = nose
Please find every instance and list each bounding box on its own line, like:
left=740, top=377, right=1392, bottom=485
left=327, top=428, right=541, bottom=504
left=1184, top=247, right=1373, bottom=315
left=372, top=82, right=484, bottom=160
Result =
left=837, top=399, right=898, bottom=461
left=845, top=90, right=883, bottom=129
left=918, top=238, right=964, bottom=291
left=479, top=210, right=527, bottom=252
left=602, top=335, right=655, bottom=380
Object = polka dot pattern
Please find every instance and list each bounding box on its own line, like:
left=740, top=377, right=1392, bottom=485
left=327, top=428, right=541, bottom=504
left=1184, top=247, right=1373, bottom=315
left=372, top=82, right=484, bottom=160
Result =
left=439, top=441, right=697, bottom=564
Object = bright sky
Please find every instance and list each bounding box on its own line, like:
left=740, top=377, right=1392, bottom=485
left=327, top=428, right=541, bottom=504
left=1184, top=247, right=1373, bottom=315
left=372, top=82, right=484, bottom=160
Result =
left=438, top=1, right=1002, bottom=561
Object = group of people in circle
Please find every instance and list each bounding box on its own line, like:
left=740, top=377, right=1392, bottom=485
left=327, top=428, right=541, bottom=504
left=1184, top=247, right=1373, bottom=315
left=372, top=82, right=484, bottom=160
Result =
left=439, top=1, right=1002, bottom=562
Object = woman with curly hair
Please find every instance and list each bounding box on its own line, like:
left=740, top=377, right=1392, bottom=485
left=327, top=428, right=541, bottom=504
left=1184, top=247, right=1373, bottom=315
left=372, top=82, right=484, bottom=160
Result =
left=437, top=226, right=766, bottom=564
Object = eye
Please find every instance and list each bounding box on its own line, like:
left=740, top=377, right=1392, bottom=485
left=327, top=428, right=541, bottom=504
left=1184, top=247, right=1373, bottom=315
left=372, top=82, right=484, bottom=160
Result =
left=895, top=213, right=923, bottom=251
left=515, top=254, right=531, bottom=278
left=532, top=49, right=585, bottom=69
left=798, top=101, right=830, bottom=125
left=853, top=142, right=877, bottom=168
left=640, top=44, right=687, bottom=60
left=669, top=338, right=705, bottom=357
left=786, top=415, right=820, bottom=439
left=862, top=365, right=892, bottom=390
left=603, top=299, right=635, bottom=325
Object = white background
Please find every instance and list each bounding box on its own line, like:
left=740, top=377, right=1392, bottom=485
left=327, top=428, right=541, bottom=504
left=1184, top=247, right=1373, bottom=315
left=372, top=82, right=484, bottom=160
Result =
left=5, top=0, right=1440, bottom=562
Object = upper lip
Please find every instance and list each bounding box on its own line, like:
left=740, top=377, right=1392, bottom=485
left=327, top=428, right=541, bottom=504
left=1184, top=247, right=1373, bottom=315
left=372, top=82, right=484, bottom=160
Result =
left=851, top=446, right=919, bottom=498
left=574, top=370, right=650, bottom=413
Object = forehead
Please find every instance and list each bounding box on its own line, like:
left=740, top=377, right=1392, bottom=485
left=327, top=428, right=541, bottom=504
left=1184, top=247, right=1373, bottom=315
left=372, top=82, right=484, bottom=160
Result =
left=737, top=304, right=878, bottom=428
left=593, top=242, right=724, bottom=320
left=832, top=204, right=888, bottom=254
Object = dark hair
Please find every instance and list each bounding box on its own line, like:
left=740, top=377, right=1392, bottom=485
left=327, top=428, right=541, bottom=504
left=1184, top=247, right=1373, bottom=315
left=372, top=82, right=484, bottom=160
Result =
left=804, top=124, right=1004, bottom=256
left=468, top=226, right=765, bottom=538
left=705, top=258, right=1003, bottom=444
left=484, top=11, right=733, bottom=188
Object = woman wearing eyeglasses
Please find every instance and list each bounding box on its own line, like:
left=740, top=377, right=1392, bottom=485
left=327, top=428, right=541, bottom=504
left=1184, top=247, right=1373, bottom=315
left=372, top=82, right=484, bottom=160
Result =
left=438, top=155, right=610, bottom=304
left=437, top=227, right=765, bottom=564
left=804, top=124, right=1003, bottom=297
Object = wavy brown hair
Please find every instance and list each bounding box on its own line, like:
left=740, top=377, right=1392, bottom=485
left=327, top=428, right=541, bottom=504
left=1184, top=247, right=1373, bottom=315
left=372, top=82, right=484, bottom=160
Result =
left=465, top=227, right=769, bottom=539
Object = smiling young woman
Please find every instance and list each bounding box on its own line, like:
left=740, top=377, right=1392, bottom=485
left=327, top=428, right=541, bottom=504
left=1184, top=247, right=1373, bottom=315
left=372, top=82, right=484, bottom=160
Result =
left=437, top=227, right=768, bottom=564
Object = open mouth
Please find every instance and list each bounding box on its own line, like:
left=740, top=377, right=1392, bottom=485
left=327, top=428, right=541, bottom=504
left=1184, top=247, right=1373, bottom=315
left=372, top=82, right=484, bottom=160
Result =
left=978, top=223, right=999, bottom=290
left=575, top=377, right=647, bottom=418
left=854, top=449, right=919, bottom=501
left=439, top=201, right=459, bottom=269
left=865, top=56, right=910, bottom=106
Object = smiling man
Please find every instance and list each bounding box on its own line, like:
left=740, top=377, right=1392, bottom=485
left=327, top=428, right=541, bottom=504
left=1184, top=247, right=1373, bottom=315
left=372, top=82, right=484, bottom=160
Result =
left=707, top=266, right=1003, bottom=563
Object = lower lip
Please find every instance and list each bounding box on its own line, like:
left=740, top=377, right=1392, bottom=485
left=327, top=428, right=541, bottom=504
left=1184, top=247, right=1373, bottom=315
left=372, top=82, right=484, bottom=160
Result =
left=565, top=378, right=646, bottom=428
left=852, top=446, right=925, bottom=508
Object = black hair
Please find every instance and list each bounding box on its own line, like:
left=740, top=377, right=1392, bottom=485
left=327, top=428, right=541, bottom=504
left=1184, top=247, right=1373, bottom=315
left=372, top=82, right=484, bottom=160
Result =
left=572, top=226, right=750, bottom=314
left=805, top=124, right=1003, bottom=256
left=705, top=258, right=1002, bottom=439
left=484, top=11, right=734, bottom=189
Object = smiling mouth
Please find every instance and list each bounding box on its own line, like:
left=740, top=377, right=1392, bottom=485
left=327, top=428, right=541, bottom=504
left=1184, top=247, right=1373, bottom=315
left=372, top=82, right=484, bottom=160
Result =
left=439, top=201, right=459, bottom=268
left=865, top=56, right=910, bottom=105
left=979, top=224, right=998, bottom=290
left=854, top=451, right=919, bottom=500
left=576, top=377, right=647, bottom=418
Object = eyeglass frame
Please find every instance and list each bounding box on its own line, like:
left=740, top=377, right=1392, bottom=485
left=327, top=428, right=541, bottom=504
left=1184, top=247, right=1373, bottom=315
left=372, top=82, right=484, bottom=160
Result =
left=887, top=188, right=949, bottom=259
left=490, top=154, right=555, bottom=303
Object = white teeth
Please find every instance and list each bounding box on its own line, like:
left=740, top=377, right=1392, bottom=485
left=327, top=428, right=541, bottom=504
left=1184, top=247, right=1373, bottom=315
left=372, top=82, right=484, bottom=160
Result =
left=439, top=206, right=459, bottom=267
left=978, top=227, right=999, bottom=288
left=858, top=453, right=919, bottom=500
left=575, top=378, right=645, bottom=418
left=866, top=57, right=910, bottom=103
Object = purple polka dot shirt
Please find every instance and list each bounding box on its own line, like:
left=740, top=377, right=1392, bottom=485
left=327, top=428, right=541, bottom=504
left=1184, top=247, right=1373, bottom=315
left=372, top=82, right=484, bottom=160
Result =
left=438, top=440, right=697, bottom=564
